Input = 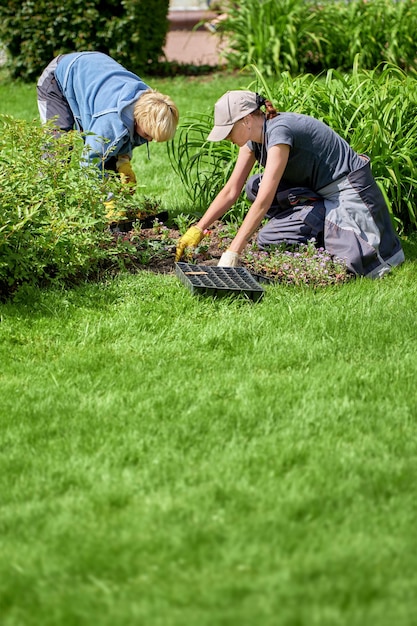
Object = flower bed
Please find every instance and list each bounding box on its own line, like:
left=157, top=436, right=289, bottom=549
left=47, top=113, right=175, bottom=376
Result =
left=108, top=220, right=351, bottom=287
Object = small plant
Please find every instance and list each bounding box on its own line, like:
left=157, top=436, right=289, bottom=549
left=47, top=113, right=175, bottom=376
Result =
left=129, top=220, right=177, bottom=267
left=172, top=213, right=195, bottom=235
left=217, top=220, right=241, bottom=241
left=152, top=218, right=167, bottom=235
left=135, top=239, right=174, bottom=266
left=136, top=196, right=163, bottom=220
left=182, top=241, right=211, bottom=264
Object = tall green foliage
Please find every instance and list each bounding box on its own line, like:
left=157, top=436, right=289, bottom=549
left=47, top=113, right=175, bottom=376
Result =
left=219, top=0, right=417, bottom=75
left=167, top=115, right=242, bottom=215
left=169, top=64, right=417, bottom=234
left=222, top=0, right=309, bottom=76
left=0, top=0, right=169, bottom=81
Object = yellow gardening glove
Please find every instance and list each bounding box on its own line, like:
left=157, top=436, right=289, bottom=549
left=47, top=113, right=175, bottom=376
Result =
left=104, top=193, right=126, bottom=222
left=218, top=250, right=240, bottom=267
left=117, top=161, right=137, bottom=185
left=175, top=226, right=205, bottom=262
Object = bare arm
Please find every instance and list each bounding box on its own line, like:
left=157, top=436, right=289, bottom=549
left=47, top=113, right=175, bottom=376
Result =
left=196, top=145, right=256, bottom=231
left=228, top=144, right=290, bottom=254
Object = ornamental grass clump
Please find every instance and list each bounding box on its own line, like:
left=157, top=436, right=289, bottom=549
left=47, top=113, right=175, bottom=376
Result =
left=218, top=0, right=417, bottom=75
left=242, top=241, right=351, bottom=287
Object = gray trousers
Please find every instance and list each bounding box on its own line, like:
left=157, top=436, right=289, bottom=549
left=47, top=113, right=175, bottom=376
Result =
left=37, top=55, right=74, bottom=132
left=246, top=158, right=404, bottom=277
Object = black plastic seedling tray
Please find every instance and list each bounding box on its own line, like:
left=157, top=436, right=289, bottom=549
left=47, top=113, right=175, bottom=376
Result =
left=175, top=262, right=264, bottom=301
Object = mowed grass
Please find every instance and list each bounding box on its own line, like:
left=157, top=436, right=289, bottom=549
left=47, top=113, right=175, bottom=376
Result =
left=1, top=69, right=417, bottom=624
left=1, top=252, right=417, bottom=626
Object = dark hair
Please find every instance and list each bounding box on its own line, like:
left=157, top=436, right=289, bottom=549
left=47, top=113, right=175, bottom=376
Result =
left=256, top=93, right=278, bottom=120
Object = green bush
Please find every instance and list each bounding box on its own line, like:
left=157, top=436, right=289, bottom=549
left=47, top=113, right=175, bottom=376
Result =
left=219, top=0, right=417, bottom=75
left=169, top=64, right=417, bottom=234
left=0, top=115, right=133, bottom=297
left=0, top=0, right=169, bottom=81
left=105, top=0, right=170, bottom=73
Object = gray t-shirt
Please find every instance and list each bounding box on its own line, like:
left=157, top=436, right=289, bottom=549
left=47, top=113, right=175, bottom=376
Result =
left=249, top=113, right=364, bottom=191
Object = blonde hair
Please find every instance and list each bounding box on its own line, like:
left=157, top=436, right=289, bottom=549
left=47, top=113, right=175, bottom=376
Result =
left=134, top=90, right=179, bottom=142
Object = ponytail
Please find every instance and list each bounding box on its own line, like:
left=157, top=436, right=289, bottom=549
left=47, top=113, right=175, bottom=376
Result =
left=255, top=93, right=279, bottom=120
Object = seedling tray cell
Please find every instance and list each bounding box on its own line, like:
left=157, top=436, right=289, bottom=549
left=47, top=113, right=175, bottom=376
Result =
left=175, top=262, right=264, bottom=301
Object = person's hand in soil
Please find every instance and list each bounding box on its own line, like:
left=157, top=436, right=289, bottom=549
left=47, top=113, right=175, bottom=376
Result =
left=175, top=226, right=205, bottom=261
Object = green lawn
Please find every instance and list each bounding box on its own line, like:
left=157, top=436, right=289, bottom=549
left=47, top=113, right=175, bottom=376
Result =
left=1, top=68, right=417, bottom=625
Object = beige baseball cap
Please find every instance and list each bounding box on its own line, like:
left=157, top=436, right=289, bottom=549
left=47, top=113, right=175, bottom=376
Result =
left=207, top=90, right=259, bottom=142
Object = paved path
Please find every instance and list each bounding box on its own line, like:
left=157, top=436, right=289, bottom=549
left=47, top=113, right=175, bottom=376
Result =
left=163, top=10, right=226, bottom=66
left=164, top=30, right=222, bottom=65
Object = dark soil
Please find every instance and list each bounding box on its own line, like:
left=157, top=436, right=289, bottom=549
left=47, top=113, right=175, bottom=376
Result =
left=108, top=218, right=351, bottom=287
left=109, top=221, right=231, bottom=276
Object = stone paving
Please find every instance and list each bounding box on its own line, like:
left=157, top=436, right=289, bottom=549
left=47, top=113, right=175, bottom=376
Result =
left=164, top=9, right=226, bottom=66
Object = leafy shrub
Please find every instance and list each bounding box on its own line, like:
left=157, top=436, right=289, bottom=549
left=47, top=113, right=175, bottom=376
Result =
left=0, top=115, right=135, bottom=298
left=0, top=0, right=169, bottom=81
left=106, top=0, right=170, bottom=73
left=218, top=0, right=417, bottom=75
left=168, top=64, right=417, bottom=234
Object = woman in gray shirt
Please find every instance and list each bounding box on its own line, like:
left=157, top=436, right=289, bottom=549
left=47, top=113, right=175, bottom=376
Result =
left=175, top=90, right=404, bottom=278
